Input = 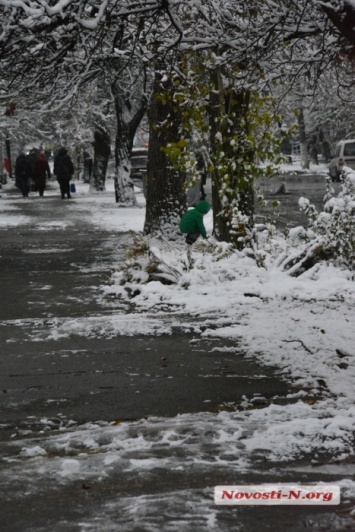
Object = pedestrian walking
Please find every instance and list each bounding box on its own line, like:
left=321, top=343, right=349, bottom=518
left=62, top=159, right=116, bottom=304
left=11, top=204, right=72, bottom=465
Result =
left=33, top=152, right=51, bottom=197
left=179, top=200, right=210, bottom=245
left=4, top=156, right=11, bottom=175
left=15, top=153, right=30, bottom=197
left=54, top=147, right=75, bottom=199
left=27, top=148, right=39, bottom=191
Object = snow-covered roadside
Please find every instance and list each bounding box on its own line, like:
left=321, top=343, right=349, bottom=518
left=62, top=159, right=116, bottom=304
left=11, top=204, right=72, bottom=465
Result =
left=0, top=177, right=146, bottom=233
left=104, top=243, right=355, bottom=400
left=96, top=233, right=355, bottom=469
left=1, top=169, right=355, bottom=526
left=98, top=167, right=355, bottom=474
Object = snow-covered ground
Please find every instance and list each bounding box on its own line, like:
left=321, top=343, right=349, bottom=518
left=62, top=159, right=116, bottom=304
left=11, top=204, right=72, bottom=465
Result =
left=1, top=165, right=355, bottom=529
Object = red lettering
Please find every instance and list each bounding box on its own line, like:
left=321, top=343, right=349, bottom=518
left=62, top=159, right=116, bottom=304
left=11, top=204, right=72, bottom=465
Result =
left=306, top=492, right=315, bottom=499
left=289, top=490, right=301, bottom=499
left=221, top=491, right=234, bottom=499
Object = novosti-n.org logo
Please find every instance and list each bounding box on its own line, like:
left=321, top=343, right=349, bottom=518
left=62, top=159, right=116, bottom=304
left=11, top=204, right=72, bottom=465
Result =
left=214, top=485, right=340, bottom=505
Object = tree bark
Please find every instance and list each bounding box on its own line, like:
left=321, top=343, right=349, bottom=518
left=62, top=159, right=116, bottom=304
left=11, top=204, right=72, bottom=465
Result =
left=298, top=106, right=310, bottom=170
left=322, top=3, right=355, bottom=46
left=144, top=64, right=186, bottom=238
left=111, top=71, right=148, bottom=206
left=209, top=69, right=254, bottom=247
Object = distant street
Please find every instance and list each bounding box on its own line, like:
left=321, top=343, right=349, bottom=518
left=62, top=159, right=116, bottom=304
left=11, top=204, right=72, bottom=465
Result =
left=254, top=170, right=341, bottom=231
left=134, top=166, right=340, bottom=233
left=201, top=169, right=341, bottom=232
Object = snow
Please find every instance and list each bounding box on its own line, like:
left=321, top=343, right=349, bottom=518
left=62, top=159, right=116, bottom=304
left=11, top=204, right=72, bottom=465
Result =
left=0, top=202, right=31, bottom=227
left=1, top=166, right=355, bottom=525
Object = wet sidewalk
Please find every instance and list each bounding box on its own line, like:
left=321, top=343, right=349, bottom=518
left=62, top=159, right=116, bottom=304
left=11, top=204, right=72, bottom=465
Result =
left=0, top=181, right=353, bottom=531
left=0, top=181, right=294, bottom=428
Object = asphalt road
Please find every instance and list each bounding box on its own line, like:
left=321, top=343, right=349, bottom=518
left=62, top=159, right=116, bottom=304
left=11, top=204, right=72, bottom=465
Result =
left=254, top=171, right=342, bottom=231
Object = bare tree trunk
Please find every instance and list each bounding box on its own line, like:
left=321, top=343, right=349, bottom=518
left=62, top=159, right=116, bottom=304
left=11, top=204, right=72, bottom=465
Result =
left=0, top=141, right=5, bottom=184
left=111, top=71, right=148, bottom=206
left=319, top=128, right=332, bottom=161
left=298, top=107, right=310, bottom=170
left=144, top=63, right=186, bottom=238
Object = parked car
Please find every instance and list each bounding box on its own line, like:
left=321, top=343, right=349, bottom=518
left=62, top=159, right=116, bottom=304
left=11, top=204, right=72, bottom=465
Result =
left=329, top=139, right=355, bottom=181
left=131, top=148, right=148, bottom=179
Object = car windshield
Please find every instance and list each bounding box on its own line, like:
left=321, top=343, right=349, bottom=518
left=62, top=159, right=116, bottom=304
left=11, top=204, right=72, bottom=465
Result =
left=344, top=143, right=355, bottom=156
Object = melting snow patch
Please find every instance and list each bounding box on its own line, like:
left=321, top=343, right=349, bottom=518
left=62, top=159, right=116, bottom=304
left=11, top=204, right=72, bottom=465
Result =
left=59, top=459, right=81, bottom=477
left=23, top=248, right=74, bottom=254
left=20, top=445, right=47, bottom=458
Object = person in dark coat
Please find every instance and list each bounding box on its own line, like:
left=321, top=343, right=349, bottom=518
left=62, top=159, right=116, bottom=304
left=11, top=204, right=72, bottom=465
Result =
left=179, top=200, right=210, bottom=245
left=15, top=153, right=30, bottom=197
left=54, top=147, right=75, bottom=199
left=27, top=148, right=40, bottom=191
left=33, top=152, right=51, bottom=197
left=4, top=156, right=11, bottom=174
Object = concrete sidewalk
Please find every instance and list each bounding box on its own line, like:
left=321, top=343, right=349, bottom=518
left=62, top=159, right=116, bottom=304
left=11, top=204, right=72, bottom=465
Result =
left=1, top=181, right=352, bottom=532
left=0, top=181, right=293, bottom=431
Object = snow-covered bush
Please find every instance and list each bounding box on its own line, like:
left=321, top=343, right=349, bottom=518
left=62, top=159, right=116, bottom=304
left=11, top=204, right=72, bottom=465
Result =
left=278, top=171, right=355, bottom=276
left=297, top=171, right=355, bottom=271
left=106, top=232, right=261, bottom=301
left=107, top=171, right=355, bottom=301
left=112, top=234, right=188, bottom=293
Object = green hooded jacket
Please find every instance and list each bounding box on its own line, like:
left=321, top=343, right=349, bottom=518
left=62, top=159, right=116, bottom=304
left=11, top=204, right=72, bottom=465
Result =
left=179, top=200, right=210, bottom=238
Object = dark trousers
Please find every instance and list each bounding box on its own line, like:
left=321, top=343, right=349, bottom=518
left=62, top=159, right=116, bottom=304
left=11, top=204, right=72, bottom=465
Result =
left=20, top=177, right=31, bottom=197
left=59, top=180, right=71, bottom=198
left=185, top=231, right=201, bottom=245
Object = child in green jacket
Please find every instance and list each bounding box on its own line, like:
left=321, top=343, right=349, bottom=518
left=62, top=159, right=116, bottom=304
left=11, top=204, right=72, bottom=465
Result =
left=179, top=200, right=210, bottom=245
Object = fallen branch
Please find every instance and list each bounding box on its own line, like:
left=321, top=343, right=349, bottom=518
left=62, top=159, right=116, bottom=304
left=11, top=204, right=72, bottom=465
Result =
left=282, top=339, right=315, bottom=354
left=280, top=242, right=332, bottom=277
